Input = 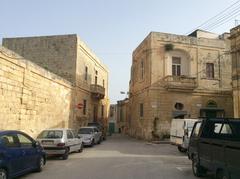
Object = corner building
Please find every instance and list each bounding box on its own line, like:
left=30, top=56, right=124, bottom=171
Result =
left=3, top=34, right=109, bottom=130
left=128, top=30, right=233, bottom=140
left=230, top=26, right=240, bottom=118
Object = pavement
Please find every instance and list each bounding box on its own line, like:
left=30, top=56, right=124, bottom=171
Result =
left=21, top=134, right=213, bottom=179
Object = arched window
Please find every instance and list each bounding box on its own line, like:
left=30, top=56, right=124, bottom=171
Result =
left=207, top=100, right=217, bottom=108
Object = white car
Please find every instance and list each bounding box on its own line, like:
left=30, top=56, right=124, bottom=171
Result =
left=78, top=127, right=102, bottom=146
left=37, top=128, right=83, bottom=160
left=170, top=118, right=200, bottom=152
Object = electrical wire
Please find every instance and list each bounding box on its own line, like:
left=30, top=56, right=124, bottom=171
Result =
left=186, top=0, right=240, bottom=34
left=203, top=5, right=240, bottom=31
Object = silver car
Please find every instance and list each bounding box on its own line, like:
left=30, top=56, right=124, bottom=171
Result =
left=37, top=128, right=83, bottom=160
left=78, top=127, right=102, bottom=146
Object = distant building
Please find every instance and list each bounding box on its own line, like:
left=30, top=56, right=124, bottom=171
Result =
left=117, top=98, right=129, bottom=134
left=108, top=104, right=118, bottom=134
left=3, top=34, right=109, bottom=130
left=230, top=26, right=240, bottom=117
left=128, top=30, right=233, bottom=140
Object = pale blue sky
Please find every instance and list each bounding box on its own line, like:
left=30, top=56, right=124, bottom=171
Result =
left=0, top=0, right=238, bottom=103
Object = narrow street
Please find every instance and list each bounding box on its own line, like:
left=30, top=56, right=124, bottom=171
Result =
left=21, top=134, right=212, bottom=179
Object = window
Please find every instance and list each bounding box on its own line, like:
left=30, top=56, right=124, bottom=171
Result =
left=101, top=105, right=104, bottom=118
left=95, top=76, right=98, bottom=85
left=67, top=130, right=73, bottom=139
left=140, top=103, right=144, bottom=117
left=85, top=66, right=88, bottom=81
left=37, top=130, right=63, bottom=139
left=208, top=122, right=234, bottom=140
left=17, top=134, right=33, bottom=148
left=172, top=57, right=181, bottom=76
left=1, top=134, right=19, bottom=148
left=191, top=122, right=202, bottom=138
left=206, top=63, right=214, bottom=79
left=141, top=59, right=144, bottom=80
left=220, top=124, right=232, bottom=134
left=83, top=100, right=87, bottom=115
left=214, top=123, right=222, bottom=134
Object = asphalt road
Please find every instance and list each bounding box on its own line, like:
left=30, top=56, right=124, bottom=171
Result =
left=21, top=134, right=212, bottom=179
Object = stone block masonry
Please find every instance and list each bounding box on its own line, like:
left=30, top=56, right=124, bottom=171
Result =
left=0, top=46, right=73, bottom=137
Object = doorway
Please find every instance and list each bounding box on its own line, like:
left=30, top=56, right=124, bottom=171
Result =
left=93, top=105, right=98, bottom=122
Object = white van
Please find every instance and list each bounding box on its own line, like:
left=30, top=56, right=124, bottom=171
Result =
left=170, top=118, right=200, bottom=152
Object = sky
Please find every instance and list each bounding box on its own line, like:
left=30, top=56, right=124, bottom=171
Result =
left=0, top=0, right=238, bottom=103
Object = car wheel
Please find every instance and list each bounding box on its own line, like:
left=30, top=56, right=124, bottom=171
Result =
left=77, top=143, right=83, bottom=153
left=90, top=139, right=95, bottom=147
left=216, top=170, right=230, bottom=179
left=192, top=155, right=206, bottom=177
left=62, top=148, right=69, bottom=160
left=177, top=146, right=187, bottom=153
left=0, top=169, right=7, bottom=179
left=36, top=156, right=45, bottom=172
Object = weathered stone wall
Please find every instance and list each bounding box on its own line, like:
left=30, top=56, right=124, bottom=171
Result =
left=3, top=35, right=77, bottom=83
left=0, top=46, right=73, bottom=138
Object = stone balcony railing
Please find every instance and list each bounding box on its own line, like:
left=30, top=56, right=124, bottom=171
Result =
left=90, top=84, right=105, bottom=99
left=162, top=75, right=197, bottom=90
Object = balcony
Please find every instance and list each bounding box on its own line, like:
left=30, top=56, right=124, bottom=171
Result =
left=162, top=75, right=197, bottom=90
left=90, top=84, right=105, bottom=99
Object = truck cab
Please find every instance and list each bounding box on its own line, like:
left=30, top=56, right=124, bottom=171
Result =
left=188, top=118, right=240, bottom=179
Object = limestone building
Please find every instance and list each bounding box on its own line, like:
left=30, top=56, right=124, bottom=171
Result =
left=230, top=26, right=240, bottom=117
left=116, top=98, right=129, bottom=134
left=3, top=34, right=109, bottom=133
left=128, top=30, right=233, bottom=140
left=108, top=104, right=118, bottom=134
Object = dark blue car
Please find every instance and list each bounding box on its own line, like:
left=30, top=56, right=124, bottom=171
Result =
left=0, top=130, right=46, bottom=179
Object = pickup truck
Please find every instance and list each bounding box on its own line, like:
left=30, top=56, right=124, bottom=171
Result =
left=188, top=118, right=240, bottom=179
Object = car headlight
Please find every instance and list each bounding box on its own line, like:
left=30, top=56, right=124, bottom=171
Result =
left=86, top=137, right=93, bottom=140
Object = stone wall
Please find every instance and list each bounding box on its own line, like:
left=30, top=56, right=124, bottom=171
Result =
left=3, top=35, right=77, bottom=83
left=0, top=46, right=73, bottom=138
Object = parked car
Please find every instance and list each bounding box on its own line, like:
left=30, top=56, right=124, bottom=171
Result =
left=87, top=122, right=106, bottom=140
left=188, top=118, right=240, bottom=179
left=37, top=128, right=83, bottom=160
left=78, top=127, right=102, bottom=146
left=170, top=118, right=200, bottom=152
left=0, top=130, right=46, bottom=179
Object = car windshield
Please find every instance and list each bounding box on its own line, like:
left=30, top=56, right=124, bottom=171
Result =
left=79, top=128, right=93, bottom=134
left=37, top=130, right=63, bottom=139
